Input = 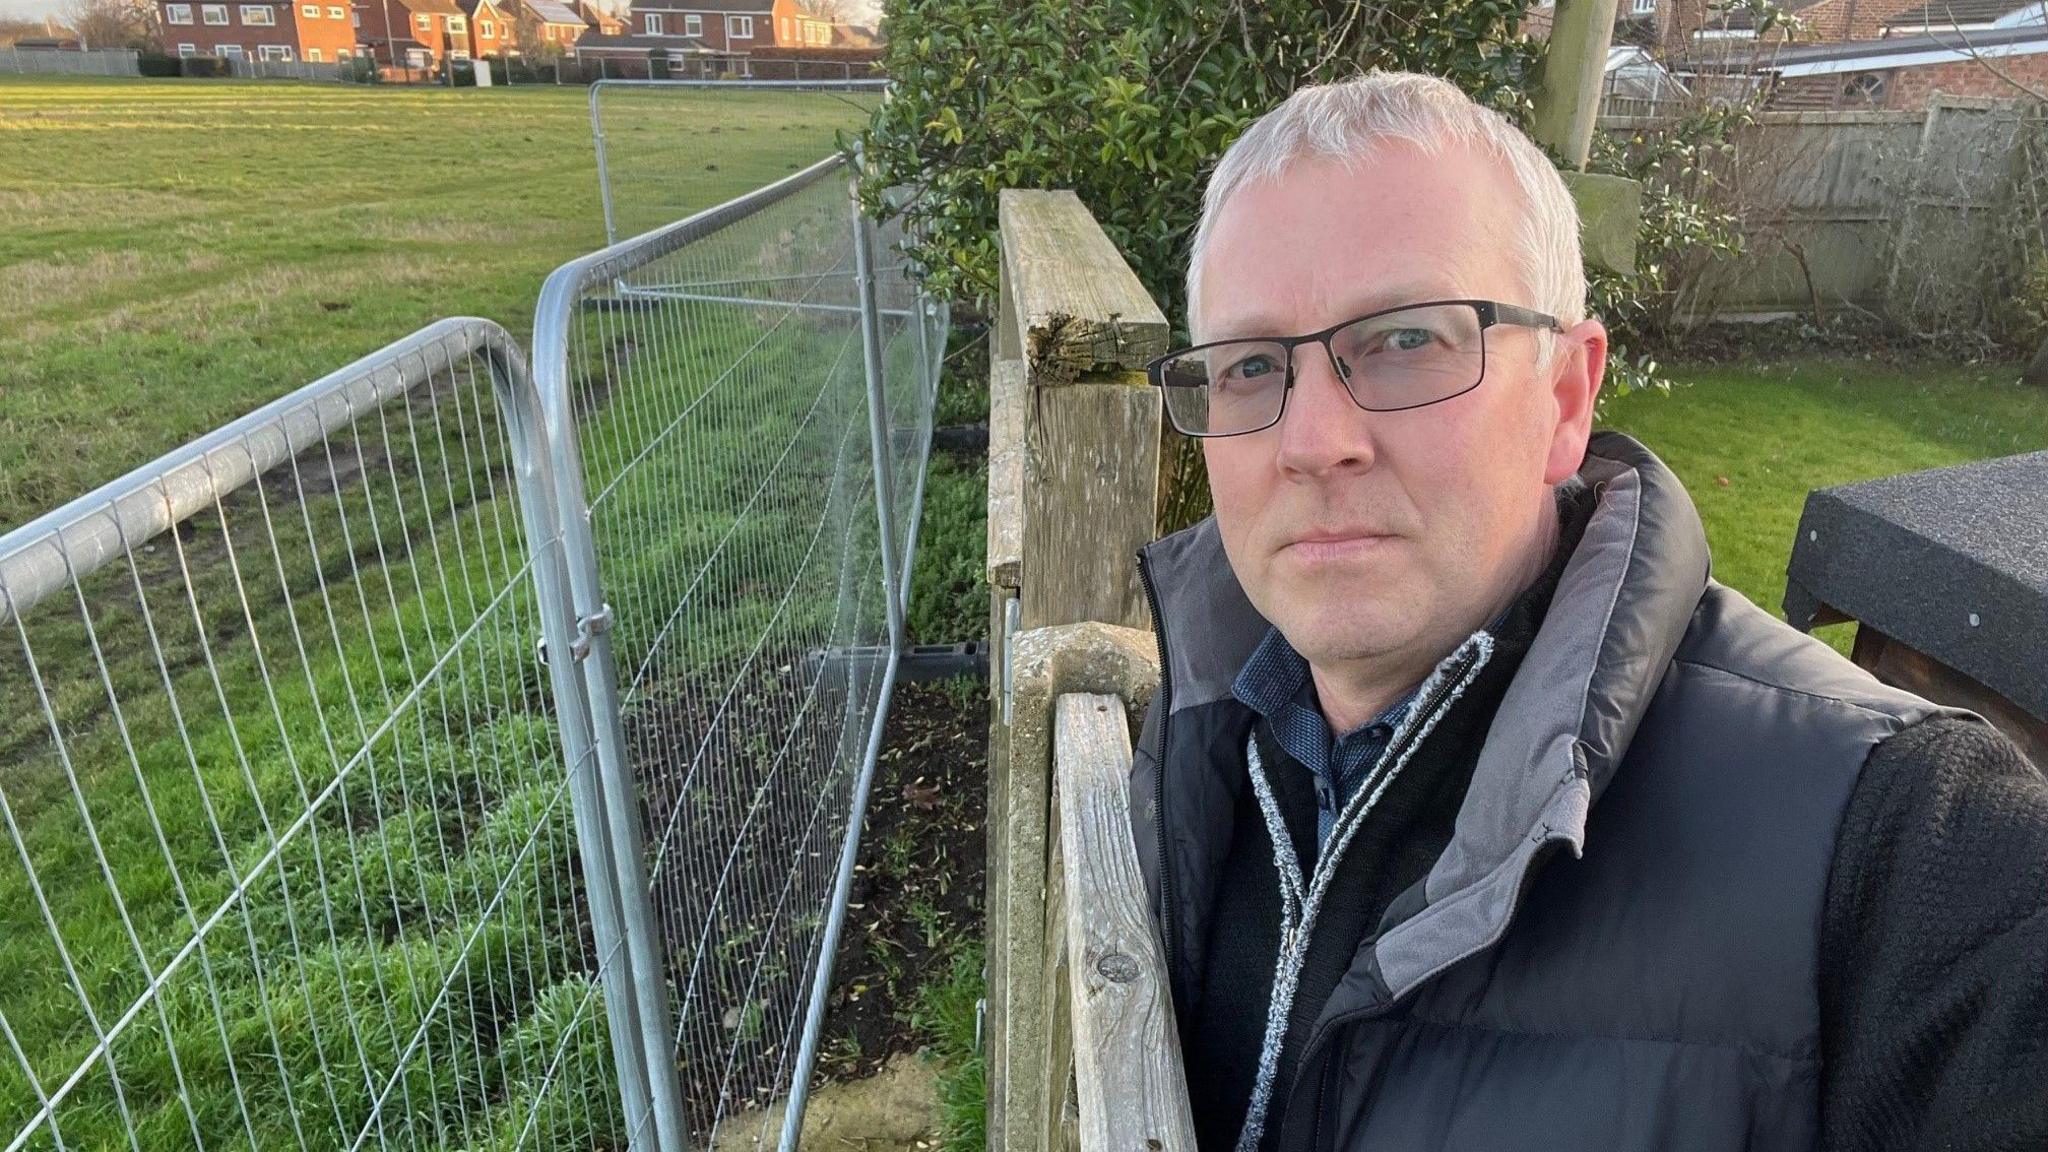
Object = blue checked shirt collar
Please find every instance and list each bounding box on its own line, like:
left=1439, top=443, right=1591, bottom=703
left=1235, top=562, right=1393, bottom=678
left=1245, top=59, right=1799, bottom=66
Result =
left=1231, top=627, right=1420, bottom=849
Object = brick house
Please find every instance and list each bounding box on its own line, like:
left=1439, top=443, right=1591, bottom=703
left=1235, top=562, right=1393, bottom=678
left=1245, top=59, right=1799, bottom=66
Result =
left=1882, top=0, right=2047, bottom=35
left=767, top=0, right=837, bottom=48
left=575, top=0, right=769, bottom=73
left=1686, top=23, right=2048, bottom=107
left=156, top=0, right=356, bottom=61
left=1612, top=0, right=1954, bottom=51
left=501, top=0, right=589, bottom=53
left=352, top=0, right=469, bottom=69
left=574, top=0, right=625, bottom=35
left=625, top=0, right=766, bottom=49
left=453, top=0, right=513, bottom=56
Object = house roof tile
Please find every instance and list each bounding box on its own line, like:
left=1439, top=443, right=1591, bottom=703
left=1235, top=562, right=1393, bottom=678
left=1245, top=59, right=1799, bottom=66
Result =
left=1684, top=21, right=2048, bottom=68
left=520, top=0, right=584, bottom=23
left=1883, top=0, right=2036, bottom=26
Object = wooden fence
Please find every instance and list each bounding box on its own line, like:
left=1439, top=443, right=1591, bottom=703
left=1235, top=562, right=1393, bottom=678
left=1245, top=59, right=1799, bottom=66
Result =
left=1600, top=97, right=2047, bottom=328
left=984, top=190, right=1197, bottom=1152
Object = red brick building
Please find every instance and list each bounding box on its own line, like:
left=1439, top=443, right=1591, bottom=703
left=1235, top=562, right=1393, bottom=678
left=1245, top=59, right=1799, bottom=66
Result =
left=767, top=0, right=832, bottom=48
left=352, top=0, right=468, bottom=69
left=155, top=0, right=356, bottom=61
left=503, top=0, right=589, bottom=54
left=574, top=0, right=625, bottom=36
left=1687, top=24, right=2048, bottom=108
left=575, top=0, right=767, bottom=72
left=454, top=0, right=512, bottom=56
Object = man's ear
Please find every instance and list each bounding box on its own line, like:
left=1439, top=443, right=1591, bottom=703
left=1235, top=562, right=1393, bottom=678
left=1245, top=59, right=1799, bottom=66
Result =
left=1543, top=318, right=1607, bottom=486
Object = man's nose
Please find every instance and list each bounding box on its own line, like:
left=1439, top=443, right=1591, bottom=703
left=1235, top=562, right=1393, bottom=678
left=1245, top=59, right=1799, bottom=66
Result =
left=1273, top=348, right=1375, bottom=477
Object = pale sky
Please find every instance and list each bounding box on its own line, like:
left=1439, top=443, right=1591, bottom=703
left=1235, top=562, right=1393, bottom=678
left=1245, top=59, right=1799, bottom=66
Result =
left=1, top=0, right=64, bottom=23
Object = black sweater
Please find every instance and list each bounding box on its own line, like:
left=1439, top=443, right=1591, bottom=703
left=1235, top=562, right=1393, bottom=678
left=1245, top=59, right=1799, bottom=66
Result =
left=1182, top=491, right=2048, bottom=1151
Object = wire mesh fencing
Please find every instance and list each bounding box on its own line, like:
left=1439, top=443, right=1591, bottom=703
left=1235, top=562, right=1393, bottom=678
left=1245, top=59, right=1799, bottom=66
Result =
left=0, top=49, right=141, bottom=76
left=223, top=58, right=353, bottom=82
left=3, top=127, right=939, bottom=1152
left=0, top=319, right=633, bottom=1152
left=531, top=150, right=944, bottom=1151
left=588, top=79, right=889, bottom=246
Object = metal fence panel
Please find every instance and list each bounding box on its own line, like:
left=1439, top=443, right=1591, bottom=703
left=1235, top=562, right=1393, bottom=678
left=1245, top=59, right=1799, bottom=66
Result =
left=0, top=49, right=140, bottom=76
left=226, top=58, right=351, bottom=82
left=531, top=150, right=944, bottom=1151
left=0, top=319, right=634, bottom=1152
left=587, top=79, right=889, bottom=246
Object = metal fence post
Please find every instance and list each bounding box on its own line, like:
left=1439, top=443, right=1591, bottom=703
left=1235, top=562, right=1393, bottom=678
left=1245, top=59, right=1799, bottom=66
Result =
left=531, top=273, right=695, bottom=1152
left=591, top=81, right=621, bottom=246
left=485, top=344, right=663, bottom=1152
left=777, top=151, right=909, bottom=1152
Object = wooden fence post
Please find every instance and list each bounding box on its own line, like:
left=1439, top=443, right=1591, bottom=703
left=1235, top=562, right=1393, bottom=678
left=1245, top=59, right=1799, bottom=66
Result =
left=988, top=623, right=1160, bottom=1152
left=999, top=189, right=1168, bottom=631
left=1054, top=692, right=1199, bottom=1152
left=984, top=188, right=1168, bottom=1152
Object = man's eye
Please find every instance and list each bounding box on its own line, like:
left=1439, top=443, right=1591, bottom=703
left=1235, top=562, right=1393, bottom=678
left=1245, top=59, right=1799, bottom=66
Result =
left=1224, top=353, right=1282, bottom=382
left=1376, top=328, right=1436, bottom=353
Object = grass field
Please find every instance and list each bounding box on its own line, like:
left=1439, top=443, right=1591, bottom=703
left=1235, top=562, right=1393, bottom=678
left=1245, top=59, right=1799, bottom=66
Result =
left=1600, top=358, right=2048, bottom=653
left=0, top=75, right=869, bottom=533
left=2, top=75, right=897, bottom=1152
left=11, top=71, right=2048, bottom=1152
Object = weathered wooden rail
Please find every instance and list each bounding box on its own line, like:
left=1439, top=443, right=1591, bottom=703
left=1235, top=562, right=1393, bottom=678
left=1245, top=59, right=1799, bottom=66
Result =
left=984, top=189, right=1195, bottom=1152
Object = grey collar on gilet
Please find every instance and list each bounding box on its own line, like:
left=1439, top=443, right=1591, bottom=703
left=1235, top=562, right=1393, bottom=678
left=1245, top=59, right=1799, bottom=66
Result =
left=1136, top=431, right=1714, bottom=1003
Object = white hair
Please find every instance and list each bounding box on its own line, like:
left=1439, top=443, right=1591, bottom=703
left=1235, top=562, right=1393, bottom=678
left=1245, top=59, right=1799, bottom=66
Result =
left=1186, top=71, right=1584, bottom=360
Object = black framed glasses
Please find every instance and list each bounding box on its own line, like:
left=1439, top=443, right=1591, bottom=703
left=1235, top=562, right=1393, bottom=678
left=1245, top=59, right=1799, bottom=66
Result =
left=1145, top=299, right=1564, bottom=438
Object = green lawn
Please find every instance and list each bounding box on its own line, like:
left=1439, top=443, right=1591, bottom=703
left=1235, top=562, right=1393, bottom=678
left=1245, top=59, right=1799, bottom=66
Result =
left=1599, top=358, right=2048, bottom=654
left=0, top=75, right=884, bottom=1151
left=0, top=75, right=867, bottom=533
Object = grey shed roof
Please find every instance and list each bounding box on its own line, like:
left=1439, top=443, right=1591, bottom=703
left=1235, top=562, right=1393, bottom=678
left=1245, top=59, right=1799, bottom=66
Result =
left=1784, top=450, right=2048, bottom=722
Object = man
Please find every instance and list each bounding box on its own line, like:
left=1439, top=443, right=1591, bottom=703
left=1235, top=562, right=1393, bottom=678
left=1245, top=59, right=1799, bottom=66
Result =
left=1129, top=72, right=2048, bottom=1152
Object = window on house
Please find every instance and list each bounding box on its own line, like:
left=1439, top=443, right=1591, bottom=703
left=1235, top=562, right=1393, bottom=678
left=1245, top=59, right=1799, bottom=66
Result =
left=165, top=3, right=194, bottom=22
left=176, top=40, right=196, bottom=52
left=258, top=41, right=291, bottom=57
left=416, top=12, right=431, bottom=28
left=218, top=41, right=244, bottom=54
left=682, top=12, right=699, bottom=34
left=1631, top=0, right=1655, bottom=14
left=300, top=4, right=317, bottom=16
left=327, top=5, right=343, bottom=15
left=643, top=11, right=660, bottom=33
left=240, top=4, right=274, bottom=22
left=779, top=16, right=788, bottom=39
left=405, top=46, right=427, bottom=64
left=727, top=13, right=751, bottom=37
left=306, top=46, right=322, bottom=57
left=201, top=4, right=228, bottom=22
left=1843, top=71, right=1887, bottom=105
left=479, top=18, right=492, bottom=34
left=447, top=14, right=465, bottom=30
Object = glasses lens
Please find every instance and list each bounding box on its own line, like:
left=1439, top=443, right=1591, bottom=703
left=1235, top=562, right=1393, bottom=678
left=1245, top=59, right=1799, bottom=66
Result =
left=1156, top=341, right=1289, bottom=436
left=1329, top=303, right=1485, bottom=411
